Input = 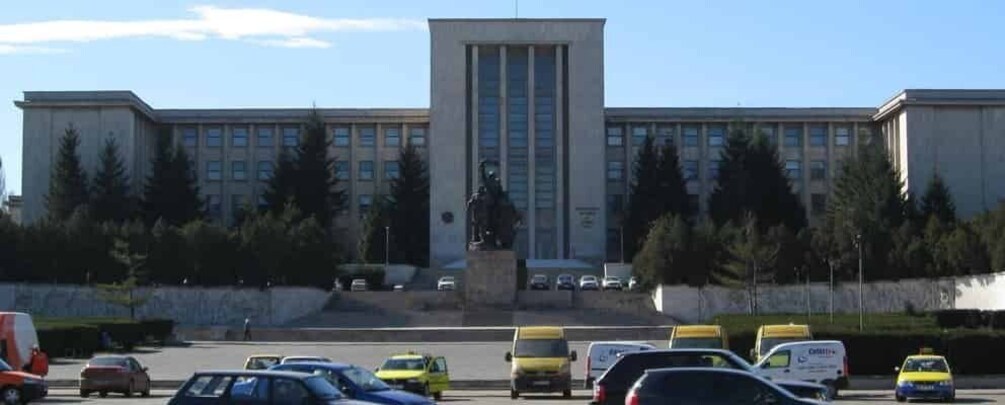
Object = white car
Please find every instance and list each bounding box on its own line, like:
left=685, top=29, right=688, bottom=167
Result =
left=350, top=278, right=368, bottom=292
left=279, top=356, right=332, bottom=364
left=437, top=276, right=457, bottom=291
left=602, top=276, right=623, bottom=291
left=580, top=275, right=600, bottom=290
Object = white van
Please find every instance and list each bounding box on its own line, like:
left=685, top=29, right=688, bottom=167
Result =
left=584, top=341, right=655, bottom=388
left=754, top=340, right=849, bottom=399
left=0, top=312, right=40, bottom=371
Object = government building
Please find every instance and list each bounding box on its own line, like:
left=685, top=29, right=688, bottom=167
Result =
left=15, top=19, right=1005, bottom=269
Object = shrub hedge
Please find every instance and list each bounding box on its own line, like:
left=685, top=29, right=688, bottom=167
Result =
left=37, top=317, right=175, bottom=358
left=933, top=309, right=1005, bottom=330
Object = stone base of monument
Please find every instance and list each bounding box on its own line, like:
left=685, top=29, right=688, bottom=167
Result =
left=464, top=250, right=517, bottom=309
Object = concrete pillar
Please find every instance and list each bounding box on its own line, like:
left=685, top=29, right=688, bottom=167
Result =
left=527, top=45, right=537, bottom=259
left=555, top=45, right=566, bottom=259
left=499, top=46, right=508, bottom=186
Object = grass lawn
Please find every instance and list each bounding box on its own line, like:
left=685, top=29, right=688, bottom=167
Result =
left=712, top=313, right=940, bottom=335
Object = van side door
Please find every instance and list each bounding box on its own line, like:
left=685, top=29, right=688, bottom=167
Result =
left=757, top=349, right=793, bottom=381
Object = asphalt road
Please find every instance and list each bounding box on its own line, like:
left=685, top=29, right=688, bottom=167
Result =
left=34, top=389, right=1005, bottom=404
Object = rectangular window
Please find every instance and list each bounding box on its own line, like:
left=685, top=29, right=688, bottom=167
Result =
left=232, top=127, right=249, bottom=147
left=359, top=126, right=376, bottom=147
left=335, top=161, right=349, bottom=180
left=683, top=125, right=699, bottom=147
left=708, top=125, right=726, bottom=147
left=687, top=194, right=700, bottom=215
left=384, top=160, right=400, bottom=180
left=811, top=193, right=827, bottom=216
left=231, top=161, right=247, bottom=181
left=835, top=126, right=851, bottom=146
left=206, top=127, right=222, bottom=148
left=257, top=161, right=272, bottom=180
left=784, top=125, right=803, bottom=148
left=785, top=160, right=802, bottom=180
left=182, top=127, right=198, bottom=147
left=606, top=126, right=624, bottom=146
left=207, top=161, right=222, bottom=181
left=606, top=160, right=624, bottom=180
left=656, top=125, right=674, bottom=146
left=257, top=127, right=274, bottom=147
left=358, top=194, right=372, bottom=219
left=409, top=127, right=427, bottom=146
left=358, top=160, right=374, bottom=180
left=809, top=125, right=827, bottom=147
left=207, top=195, right=222, bottom=219
left=631, top=125, right=648, bottom=146
left=384, top=126, right=401, bottom=147
left=810, top=160, right=827, bottom=181
left=282, top=127, right=299, bottom=147
left=709, top=159, right=721, bottom=180
left=683, top=160, right=699, bottom=181
left=757, top=123, right=777, bottom=145
left=607, top=194, right=624, bottom=215
left=333, top=126, right=350, bottom=147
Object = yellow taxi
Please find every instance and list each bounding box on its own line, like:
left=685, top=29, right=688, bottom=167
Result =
left=894, top=349, right=955, bottom=403
left=374, top=351, right=449, bottom=400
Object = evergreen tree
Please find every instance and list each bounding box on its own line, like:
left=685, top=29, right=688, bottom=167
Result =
left=0, top=156, right=6, bottom=215
left=91, top=138, right=133, bottom=223
left=623, top=136, right=663, bottom=259
left=358, top=197, right=390, bottom=264
left=921, top=171, right=956, bottom=224
left=263, top=149, right=297, bottom=214
left=298, top=109, right=343, bottom=227
left=387, top=144, right=430, bottom=266
left=656, top=141, right=691, bottom=219
left=709, top=127, right=805, bottom=231
left=46, top=125, right=90, bottom=221
left=716, top=213, right=778, bottom=315
left=142, top=129, right=203, bottom=226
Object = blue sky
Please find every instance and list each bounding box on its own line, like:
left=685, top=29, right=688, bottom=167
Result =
left=2, top=0, right=1004, bottom=194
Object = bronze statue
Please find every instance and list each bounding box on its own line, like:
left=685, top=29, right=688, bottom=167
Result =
left=467, top=160, right=522, bottom=250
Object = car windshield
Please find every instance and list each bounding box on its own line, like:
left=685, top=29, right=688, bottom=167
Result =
left=343, top=367, right=391, bottom=392
left=531, top=275, right=547, bottom=281
left=514, top=339, right=569, bottom=358
left=305, top=376, right=344, bottom=399
left=89, top=357, right=128, bottom=367
left=381, top=358, right=427, bottom=371
left=759, top=337, right=806, bottom=356
left=582, top=276, right=596, bottom=282
left=670, top=338, right=724, bottom=349
left=606, top=277, right=620, bottom=283
left=286, top=357, right=325, bottom=363
left=903, top=358, right=949, bottom=372
left=0, top=359, right=11, bottom=372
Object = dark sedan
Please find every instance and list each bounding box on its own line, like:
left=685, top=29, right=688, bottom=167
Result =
left=167, top=370, right=373, bottom=405
left=625, top=368, right=821, bottom=404
left=271, top=362, right=433, bottom=405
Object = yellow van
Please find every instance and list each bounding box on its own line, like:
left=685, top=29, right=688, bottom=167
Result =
left=668, top=325, right=729, bottom=350
left=505, top=326, right=577, bottom=399
left=752, top=324, right=812, bottom=361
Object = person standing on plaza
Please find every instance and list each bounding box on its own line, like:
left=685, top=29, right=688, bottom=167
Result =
left=243, top=318, right=252, bottom=341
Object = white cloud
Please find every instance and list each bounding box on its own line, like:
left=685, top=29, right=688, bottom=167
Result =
left=0, top=44, right=66, bottom=55
left=0, top=5, right=425, bottom=52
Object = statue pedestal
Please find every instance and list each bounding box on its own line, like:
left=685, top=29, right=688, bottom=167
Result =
left=465, top=250, right=517, bottom=309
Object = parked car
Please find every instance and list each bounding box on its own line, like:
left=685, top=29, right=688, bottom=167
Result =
left=244, top=354, right=284, bottom=370
left=584, top=341, right=655, bottom=388
left=0, top=312, right=41, bottom=372
left=505, top=326, right=576, bottom=399
left=0, top=358, right=46, bottom=404
left=375, top=352, right=449, bottom=400
left=272, top=362, right=434, bottom=405
left=350, top=279, right=369, bottom=292
left=79, top=355, right=151, bottom=398
left=894, top=350, right=955, bottom=403
left=529, top=274, right=550, bottom=290
left=591, top=349, right=828, bottom=405
left=280, top=356, right=333, bottom=365
left=627, top=277, right=640, bottom=291
left=555, top=274, right=576, bottom=290
left=623, top=368, right=822, bottom=404
left=579, top=275, right=600, bottom=291
left=437, top=276, right=457, bottom=291
left=601, top=276, right=623, bottom=291
left=167, top=370, right=371, bottom=404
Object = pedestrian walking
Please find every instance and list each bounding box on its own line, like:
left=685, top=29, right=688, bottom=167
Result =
left=243, top=318, right=252, bottom=341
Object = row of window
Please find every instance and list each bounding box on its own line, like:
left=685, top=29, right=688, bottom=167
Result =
left=205, top=192, right=384, bottom=222
left=605, top=192, right=829, bottom=219
left=203, top=160, right=400, bottom=181
left=181, top=125, right=427, bottom=148
left=606, top=159, right=829, bottom=181
left=606, top=124, right=855, bottom=148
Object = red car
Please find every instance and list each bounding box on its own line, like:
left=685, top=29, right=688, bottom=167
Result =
left=79, top=355, right=151, bottom=398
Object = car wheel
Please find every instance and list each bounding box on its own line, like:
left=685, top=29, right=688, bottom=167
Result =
left=143, top=381, right=151, bottom=397
left=510, top=389, right=519, bottom=400
left=79, top=389, right=91, bottom=398
left=895, top=394, right=906, bottom=402
left=433, top=391, right=443, bottom=400
left=563, top=389, right=572, bottom=398
left=124, top=380, right=134, bottom=397
left=1, top=387, right=21, bottom=405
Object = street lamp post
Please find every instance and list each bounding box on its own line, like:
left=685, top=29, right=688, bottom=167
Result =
left=384, top=226, right=390, bottom=269
left=855, top=233, right=864, bottom=331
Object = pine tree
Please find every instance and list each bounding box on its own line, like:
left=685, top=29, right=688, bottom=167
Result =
left=142, top=129, right=203, bottom=226
left=656, top=141, right=691, bottom=219
left=46, top=125, right=90, bottom=221
left=623, top=136, right=663, bottom=259
left=170, top=147, right=204, bottom=224
left=709, top=127, right=805, bottom=231
left=921, top=171, right=956, bottom=224
left=358, top=197, right=390, bottom=264
left=263, top=149, right=297, bottom=214
left=0, top=156, right=6, bottom=215
left=91, top=138, right=133, bottom=223
left=387, top=144, right=430, bottom=266
left=293, top=109, right=343, bottom=228
left=716, top=213, right=778, bottom=315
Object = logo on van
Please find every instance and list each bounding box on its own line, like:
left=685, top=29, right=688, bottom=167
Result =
left=808, top=348, right=836, bottom=356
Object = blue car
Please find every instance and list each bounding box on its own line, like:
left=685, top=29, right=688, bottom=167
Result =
left=271, top=362, right=434, bottom=405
